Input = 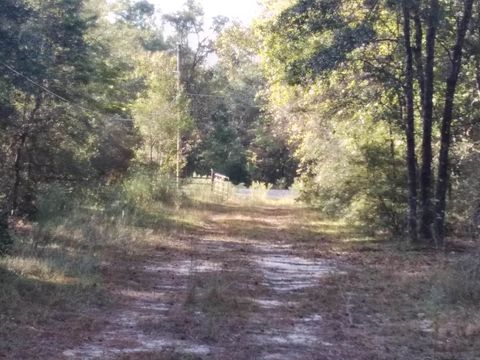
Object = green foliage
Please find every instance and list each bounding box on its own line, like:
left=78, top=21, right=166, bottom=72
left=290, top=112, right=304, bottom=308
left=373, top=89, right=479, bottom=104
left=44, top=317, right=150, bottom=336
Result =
left=132, top=52, right=188, bottom=173
left=122, top=168, right=180, bottom=208
left=256, top=0, right=479, bottom=237
left=30, top=168, right=181, bottom=241
left=248, top=119, right=298, bottom=188
left=450, top=138, right=480, bottom=236
left=0, top=0, right=143, bottom=222
left=3, top=0, right=476, bottom=241
left=119, top=0, right=155, bottom=28
left=297, top=117, right=406, bottom=234
left=0, top=0, right=297, bottom=246
left=194, top=105, right=250, bottom=184
left=35, top=184, right=76, bottom=225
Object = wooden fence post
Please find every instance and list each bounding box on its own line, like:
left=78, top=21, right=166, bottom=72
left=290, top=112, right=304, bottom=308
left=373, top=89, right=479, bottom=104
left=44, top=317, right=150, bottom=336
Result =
left=211, top=169, right=215, bottom=193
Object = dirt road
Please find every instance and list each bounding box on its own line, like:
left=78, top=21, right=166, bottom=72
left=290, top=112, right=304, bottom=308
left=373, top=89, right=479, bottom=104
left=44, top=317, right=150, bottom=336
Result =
left=60, top=204, right=348, bottom=359
left=52, top=204, right=478, bottom=360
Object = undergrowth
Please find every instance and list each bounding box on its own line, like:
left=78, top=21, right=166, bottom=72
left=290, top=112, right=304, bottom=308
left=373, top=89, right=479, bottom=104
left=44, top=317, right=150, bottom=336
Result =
left=0, top=167, right=184, bottom=354
left=430, top=253, right=480, bottom=307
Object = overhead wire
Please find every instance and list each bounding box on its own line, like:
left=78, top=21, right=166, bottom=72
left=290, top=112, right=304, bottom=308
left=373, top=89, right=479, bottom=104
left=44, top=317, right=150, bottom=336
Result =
left=1, top=62, right=263, bottom=126
left=186, top=92, right=263, bottom=109
left=0, top=61, right=134, bottom=123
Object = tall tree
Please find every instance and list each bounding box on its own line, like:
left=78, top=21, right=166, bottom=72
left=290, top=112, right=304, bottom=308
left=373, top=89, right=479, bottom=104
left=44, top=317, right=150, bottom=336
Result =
left=256, top=0, right=479, bottom=241
left=402, top=0, right=419, bottom=242
left=419, top=0, right=439, bottom=241
left=1, top=0, right=142, bottom=227
left=0, top=0, right=29, bottom=250
left=433, top=0, right=475, bottom=244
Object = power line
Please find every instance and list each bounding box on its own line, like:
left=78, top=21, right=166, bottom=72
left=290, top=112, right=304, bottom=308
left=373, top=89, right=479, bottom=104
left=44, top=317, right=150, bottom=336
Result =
left=186, top=92, right=224, bottom=99
left=0, top=62, right=134, bottom=123
left=186, top=92, right=263, bottom=109
left=0, top=62, right=263, bottom=125
left=2, top=62, right=70, bottom=103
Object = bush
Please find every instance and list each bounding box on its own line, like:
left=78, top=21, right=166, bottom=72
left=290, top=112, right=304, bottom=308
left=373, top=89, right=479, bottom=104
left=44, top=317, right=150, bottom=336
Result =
left=250, top=181, right=272, bottom=201
left=431, top=254, right=480, bottom=306
left=122, top=168, right=180, bottom=208
left=449, top=141, right=480, bottom=237
left=35, top=183, right=76, bottom=224
left=31, top=167, right=180, bottom=233
left=299, top=141, right=406, bottom=235
left=0, top=194, right=11, bottom=254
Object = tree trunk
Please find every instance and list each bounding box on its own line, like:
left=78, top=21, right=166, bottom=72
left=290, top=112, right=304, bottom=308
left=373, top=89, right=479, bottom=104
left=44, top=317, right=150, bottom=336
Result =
left=11, top=132, right=27, bottom=213
left=434, top=0, right=474, bottom=245
left=11, top=95, right=41, bottom=214
left=403, top=1, right=418, bottom=242
left=475, top=57, right=480, bottom=96
left=0, top=209, right=11, bottom=254
left=420, top=0, right=439, bottom=241
left=413, top=8, right=425, bottom=110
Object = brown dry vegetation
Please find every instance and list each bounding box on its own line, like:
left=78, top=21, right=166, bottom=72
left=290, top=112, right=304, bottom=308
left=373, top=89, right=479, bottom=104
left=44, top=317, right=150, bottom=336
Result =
left=0, top=197, right=479, bottom=359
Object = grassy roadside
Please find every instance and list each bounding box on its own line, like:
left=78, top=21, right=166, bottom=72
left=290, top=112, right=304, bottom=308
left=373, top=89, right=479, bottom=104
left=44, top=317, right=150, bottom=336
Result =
left=273, top=209, right=480, bottom=359
left=0, top=175, right=212, bottom=357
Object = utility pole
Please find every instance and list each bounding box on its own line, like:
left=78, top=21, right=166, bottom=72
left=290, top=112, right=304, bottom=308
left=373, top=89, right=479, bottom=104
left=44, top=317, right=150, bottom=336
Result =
left=176, top=44, right=182, bottom=188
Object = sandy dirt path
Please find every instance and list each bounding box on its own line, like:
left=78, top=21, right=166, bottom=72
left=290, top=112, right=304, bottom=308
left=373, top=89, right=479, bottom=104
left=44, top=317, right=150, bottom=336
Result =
left=60, top=205, right=342, bottom=360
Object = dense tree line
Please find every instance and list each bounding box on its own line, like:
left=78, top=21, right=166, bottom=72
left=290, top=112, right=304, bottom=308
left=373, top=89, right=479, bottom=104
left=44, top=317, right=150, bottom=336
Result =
left=4, top=0, right=476, bottom=249
left=129, top=1, right=297, bottom=185
left=0, top=0, right=295, bottom=251
left=0, top=0, right=134, bottom=249
left=257, top=0, right=480, bottom=244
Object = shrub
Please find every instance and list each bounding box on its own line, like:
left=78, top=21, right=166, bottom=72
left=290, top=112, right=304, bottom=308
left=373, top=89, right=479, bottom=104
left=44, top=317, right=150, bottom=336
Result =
left=431, top=254, right=480, bottom=307
left=35, top=183, right=77, bottom=224
left=122, top=168, right=180, bottom=209
left=30, top=167, right=180, bottom=235
left=250, top=181, right=272, bottom=201
left=297, top=134, right=407, bottom=236
left=0, top=193, right=11, bottom=254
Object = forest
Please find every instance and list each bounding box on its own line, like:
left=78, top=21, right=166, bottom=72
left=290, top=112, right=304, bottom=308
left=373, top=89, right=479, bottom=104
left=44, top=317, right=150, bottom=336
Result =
left=1, top=0, right=480, bottom=359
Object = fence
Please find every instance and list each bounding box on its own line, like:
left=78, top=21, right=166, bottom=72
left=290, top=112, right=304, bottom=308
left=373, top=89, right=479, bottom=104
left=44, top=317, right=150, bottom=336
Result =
left=210, top=171, right=231, bottom=199
left=183, top=170, right=232, bottom=201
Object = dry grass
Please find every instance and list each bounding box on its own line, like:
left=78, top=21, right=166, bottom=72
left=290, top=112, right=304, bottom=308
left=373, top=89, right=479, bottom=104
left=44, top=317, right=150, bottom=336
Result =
left=144, top=201, right=480, bottom=359
left=0, top=195, right=197, bottom=356
left=185, top=271, right=253, bottom=314
left=211, top=201, right=480, bottom=359
left=2, top=190, right=479, bottom=359
left=304, top=244, right=480, bottom=359
left=430, top=253, right=480, bottom=306
left=0, top=219, right=105, bottom=355
left=117, top=351, right=203, bottom=360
